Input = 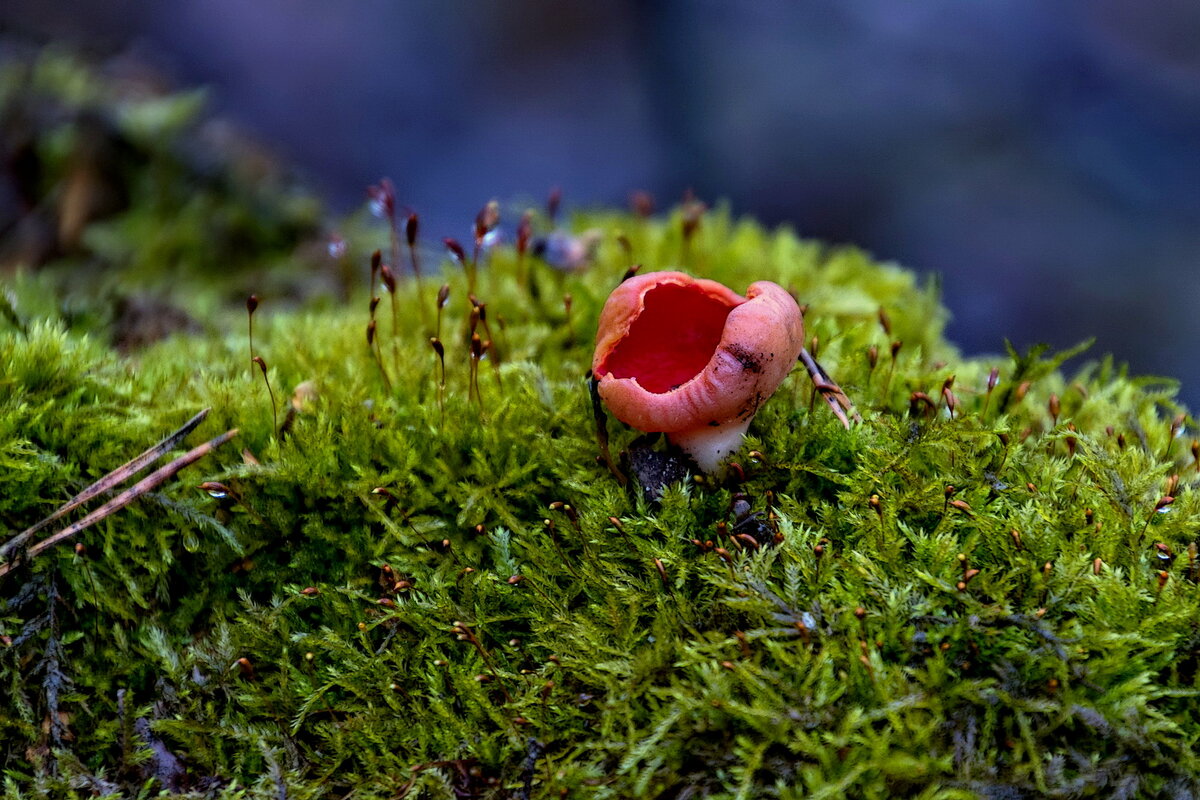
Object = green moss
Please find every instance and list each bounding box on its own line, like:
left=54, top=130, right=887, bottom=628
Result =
left=3, top=49, right=1200, bottom=800
left=3, top=202, right=1200, bottom=799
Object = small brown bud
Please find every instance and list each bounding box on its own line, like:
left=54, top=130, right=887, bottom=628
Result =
left=1093, top=558, right=1103, bottom=575
left=734, top=533, right=760, bottom=551
left=443, top=237, right=466, bottom=263
left=246, top=295, right=259, bottom=314
left=878, top=307, right=892, bottom=335
left=942, top=388, right=959, bottom=416
left=987, top=367, right=999, bottom=392
left=404, top=212, right=419, bottom=247
left=867, top=345, right=879, bottom=370
left=949, top=499, right=973, bottom=514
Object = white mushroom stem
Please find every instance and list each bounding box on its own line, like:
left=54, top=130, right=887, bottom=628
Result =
left=668, top=418, right=753, bottom=474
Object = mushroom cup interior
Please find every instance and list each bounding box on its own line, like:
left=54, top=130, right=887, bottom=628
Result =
left=599, top=282, right=737, bottom=394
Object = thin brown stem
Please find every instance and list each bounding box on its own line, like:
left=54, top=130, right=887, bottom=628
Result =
left=253, top=356, right=278, bottom=432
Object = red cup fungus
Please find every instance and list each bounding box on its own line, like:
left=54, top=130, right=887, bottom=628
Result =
left=592, top=270, right=805, bottom=473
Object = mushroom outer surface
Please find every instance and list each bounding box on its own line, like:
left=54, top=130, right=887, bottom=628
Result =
left=592, top=271, right=805, bottom=434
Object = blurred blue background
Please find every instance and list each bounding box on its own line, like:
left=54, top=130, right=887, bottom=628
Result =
left=4, top=0, right=1200, bottom=405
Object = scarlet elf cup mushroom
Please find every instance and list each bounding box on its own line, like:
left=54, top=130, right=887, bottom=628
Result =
left=592, top=271, right=805, bottom=473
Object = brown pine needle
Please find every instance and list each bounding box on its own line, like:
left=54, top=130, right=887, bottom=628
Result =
left=0, top=408, right=211, bottom=562
left=798, top=347, right=859, bottom=429
left=0, top=427, right=238, bottom=578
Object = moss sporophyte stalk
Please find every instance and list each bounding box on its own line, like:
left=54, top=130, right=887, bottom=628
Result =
left=5, top=56, right=1200, bottom=798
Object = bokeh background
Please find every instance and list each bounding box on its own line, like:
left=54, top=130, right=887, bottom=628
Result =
left=4, top=0, right=1200, bottom=405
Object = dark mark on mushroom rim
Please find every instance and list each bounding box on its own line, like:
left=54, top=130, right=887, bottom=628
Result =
left=724, top=343, right=763, bottom=373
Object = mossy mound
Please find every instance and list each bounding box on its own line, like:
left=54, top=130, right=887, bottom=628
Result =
left=4, top=201, right=1200, bottom=799
left=3, top=45, right=1200, bottom=800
